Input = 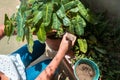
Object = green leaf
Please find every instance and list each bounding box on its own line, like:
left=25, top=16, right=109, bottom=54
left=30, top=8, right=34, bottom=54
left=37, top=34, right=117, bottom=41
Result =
left=69, top=7, right=79, bottom=13
left=78, top=39, right=87, bottom=53
left=4, top=14, right=10, bottom=36
left=43, top=2, right=53, bottom=26
left=52, top=13, right=61, bottom=30
left=37, top=23, right=46, bottom=43
left=64, top=0, right=78, bottom=11
left=74, top=25, right=84, bottom=36
left=4, top=14, right=14, bottom=37
left=56, top=4, right=66, bottom=19
left=33, top=11, right=43, bottom=25
left=28, top=0, right=35, bottom=3
left=94, top=47, right=107, bottom=54
left=73, top=15, right=86, bottom=36
left=77, top=0, right=97, bottom=24
left=68, top=25, right=75, bottom=34
left=61, top=0, right=70, bottom=5
left=76, top=15, right=86, bottom=28
left=32, top=5, right=39, bottom=11
left=19, top=0, right=27, bottom=13
left=63, top=16, right=71, bottom=26
left=16, top=11, right=25, bottom=41
left=25, top=27, right=34, bottom=53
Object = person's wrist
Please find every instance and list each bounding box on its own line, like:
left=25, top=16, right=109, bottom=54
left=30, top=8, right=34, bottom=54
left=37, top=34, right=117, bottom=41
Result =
left=59, top=46, right=68, bottom=54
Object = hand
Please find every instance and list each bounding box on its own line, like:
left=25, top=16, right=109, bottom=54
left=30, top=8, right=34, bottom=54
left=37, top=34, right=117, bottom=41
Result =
left=0, top=72, right=9, bottom=80
left=0, top=24, right=5, bottom=39
left=36, top=33, right=76, bottom=80
left=59, top=32, right=76, bottom=52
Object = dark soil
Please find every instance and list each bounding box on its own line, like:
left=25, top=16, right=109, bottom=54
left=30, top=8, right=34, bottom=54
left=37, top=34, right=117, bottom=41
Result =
left=76, top=63, right=95, bottom=80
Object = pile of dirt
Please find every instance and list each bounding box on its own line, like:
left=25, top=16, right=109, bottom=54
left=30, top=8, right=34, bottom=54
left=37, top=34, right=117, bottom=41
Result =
left=76, top=63, right=95, bottom=80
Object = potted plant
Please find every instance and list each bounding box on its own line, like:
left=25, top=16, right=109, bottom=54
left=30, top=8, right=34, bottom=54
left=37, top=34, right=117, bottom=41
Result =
left=4, top=0, right=104, bottom=79
left=4, top=0, right=97, bottom=52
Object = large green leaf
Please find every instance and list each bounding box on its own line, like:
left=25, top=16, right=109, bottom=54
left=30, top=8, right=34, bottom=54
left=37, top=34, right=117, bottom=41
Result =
left=77, top=0, right=97, bottom=24
left=37, top=23, right=46, bottom=43
left=4, top=14, right=12, bottom=36
left=64, top=0, right=78, bottom=11
left=75, top=25, right=84, bottom=36
left=25, top=27, right=34, bottom=53
left=56, top=4, right=66, bottom=19
left=33, top=11, right=43, bottom=25
left=76, top=15, right=86, bottom=28
left=43, top=2, right=53, bottom=26
left=16, top=11, right=25, bottom=41
left=63, top=16, right=71, bottom=26
left=73, top=15, right=86, bottom=36
left=78, top=39, right=87, bottom=53
left=52, top=13, right=61, bottom=30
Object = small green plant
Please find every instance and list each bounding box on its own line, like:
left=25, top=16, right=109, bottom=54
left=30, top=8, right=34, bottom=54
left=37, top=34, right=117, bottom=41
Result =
left=4, top=0, right=97, bottom=52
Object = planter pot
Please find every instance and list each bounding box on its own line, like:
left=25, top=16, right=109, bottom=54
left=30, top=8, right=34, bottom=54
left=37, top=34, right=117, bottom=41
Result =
left=46, top=37, right=61, bottom=51
left=46, top=37, right=75, bottom=57
left=74, top=58, right=100, bottom=80
left=46, top=32, right=62, bottom=51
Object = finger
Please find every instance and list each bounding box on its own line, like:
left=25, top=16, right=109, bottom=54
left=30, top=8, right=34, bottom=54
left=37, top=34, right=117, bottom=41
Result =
left=65, top=32, right=76, bottom=46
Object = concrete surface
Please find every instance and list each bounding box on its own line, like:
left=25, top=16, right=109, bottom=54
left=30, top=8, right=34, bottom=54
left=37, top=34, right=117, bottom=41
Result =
left=0, top=0, right=37, bottom=54
left=0, top=0, right=21, bottom=54
left=0, top=36, right=38, bottom=54
left=0, top=0, right=20, bottom=24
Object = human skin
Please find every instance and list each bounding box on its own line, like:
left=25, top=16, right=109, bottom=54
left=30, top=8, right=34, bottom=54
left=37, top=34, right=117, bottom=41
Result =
left=0, top=29, right=75, bottom=80
left=35, top=33, right=75, bottom=80
left=0, top=25, right=9, bottom=80
left=0, top=72, right=9, bottom=80
left=0, top=24, right=4, bottom=39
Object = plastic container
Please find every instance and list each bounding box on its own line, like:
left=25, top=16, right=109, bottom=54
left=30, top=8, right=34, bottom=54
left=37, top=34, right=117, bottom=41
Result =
left=74, top=58, right=100, bottom=80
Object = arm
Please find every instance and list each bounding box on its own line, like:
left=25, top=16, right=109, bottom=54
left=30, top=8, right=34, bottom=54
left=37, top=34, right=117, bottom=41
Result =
left=0, top=24, right=5, bottom=39
left=35, top=33, right=76, bottom=80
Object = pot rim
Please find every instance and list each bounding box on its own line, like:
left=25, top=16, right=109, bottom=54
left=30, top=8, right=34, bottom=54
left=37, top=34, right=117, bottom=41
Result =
left=73, top=58, right=100, bottom=80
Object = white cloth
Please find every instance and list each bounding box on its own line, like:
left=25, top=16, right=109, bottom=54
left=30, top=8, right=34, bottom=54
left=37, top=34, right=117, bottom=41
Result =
left=0, top=54, right=26, bottom=80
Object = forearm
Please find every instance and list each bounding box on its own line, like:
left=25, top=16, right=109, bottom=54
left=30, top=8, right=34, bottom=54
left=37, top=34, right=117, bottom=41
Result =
left=35, top=33, right=76, bottom=80
left=35, top=48, right=67, bottom=80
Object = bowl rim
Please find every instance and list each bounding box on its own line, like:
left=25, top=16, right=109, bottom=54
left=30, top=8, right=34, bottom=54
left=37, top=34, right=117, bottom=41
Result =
left=73, top=58, right=100, bottom=80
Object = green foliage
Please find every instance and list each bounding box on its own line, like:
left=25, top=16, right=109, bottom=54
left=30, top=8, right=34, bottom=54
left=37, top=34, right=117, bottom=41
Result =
left=4, top=0, right=97, bottom=53
left=4, top=0, right=120, bottom=79
left=77, top=39, right=87, bottom=53
left=37, top=23, right=46, bottom=43
left=52, top=13, right=61, bottom=30
left=4, top=14, right=15, bottom=37
left=71, top=13, right=120, bottom=80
